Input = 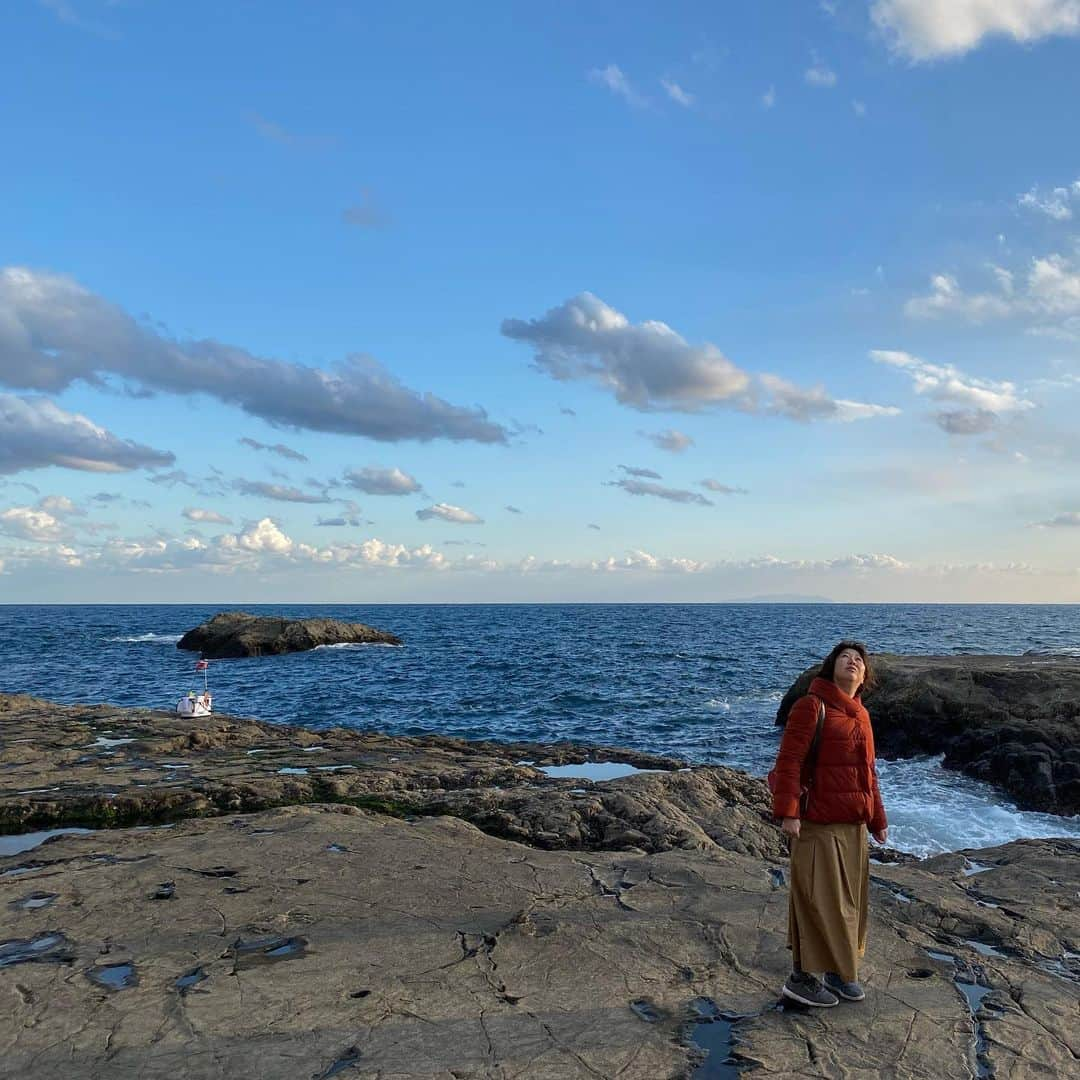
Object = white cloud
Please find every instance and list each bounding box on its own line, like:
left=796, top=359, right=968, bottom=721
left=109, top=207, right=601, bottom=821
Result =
left=0, top=393, right=174, bottom=475
left=183, top=507, right=233, bottom=524
left=0, top=267, right=508, bottom=445
left=852, top=99, right=868, bottom=118
left=1018, top=184, right=1075, bottom=220
left=344, top=466, right=421, bottom=496
left=618, top=464, right=662, bottom=480
left=605, top=478, right=713, bottom=507
left=416, top=502, right=484, bottom=525
left=589, top=65, right=648, bottom=108
left=904, top=272, right=1014, bottom=320
left=906, top=254, right=1080, bottom=331
left=0, top=506, right=68, bottom=542
left=1033, top=511, right=1080, bottom=527
left=239, top=437, right=308, bottom=462
left=503, top=293, right=894, bottom=422
left=36, top=495, right=83, bottom=517
left=643, top=428, right=694, bottom=453
left=805, top=53, right=838, bottom=87
left=872, top=0, right=1080, bottom=61
left=660, top=79, right=695, bottom=107
left=871, top=349, right=1035, bottom=434
left=700, top=479, right=749, bottom=495
left=761, top=85, right=777, bottom=109
left=758, top=374, right=900, bottom=423
left=233, top=479, right=331, bottom=504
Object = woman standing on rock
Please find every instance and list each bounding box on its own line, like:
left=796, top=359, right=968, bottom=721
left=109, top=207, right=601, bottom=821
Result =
left=770, top=640, right=887, bottom=1008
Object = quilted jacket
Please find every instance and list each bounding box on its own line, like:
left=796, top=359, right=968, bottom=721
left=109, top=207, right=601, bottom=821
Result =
left=771, top=675, right=887, bottom=832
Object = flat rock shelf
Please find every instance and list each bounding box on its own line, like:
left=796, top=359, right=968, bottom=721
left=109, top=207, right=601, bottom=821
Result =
left=1, top=693, right=1077, bottom=1079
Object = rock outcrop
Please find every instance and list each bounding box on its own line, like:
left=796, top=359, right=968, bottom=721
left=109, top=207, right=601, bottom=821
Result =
left=777, top=654, right=1080, bottom=816
left=2, top=693, right=1077, bottom=1079
left=176, top=611, right=402, bottom=658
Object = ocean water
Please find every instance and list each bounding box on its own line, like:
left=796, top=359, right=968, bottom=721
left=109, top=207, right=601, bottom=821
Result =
left=1, top=603, right=1078, bottom=858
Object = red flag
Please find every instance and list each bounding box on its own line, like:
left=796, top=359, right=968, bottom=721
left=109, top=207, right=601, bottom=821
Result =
left=195, top=660, right=209, bottom=671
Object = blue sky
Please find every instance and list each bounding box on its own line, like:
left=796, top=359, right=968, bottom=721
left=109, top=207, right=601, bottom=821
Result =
left=2, top=0, right=1079, bottom=602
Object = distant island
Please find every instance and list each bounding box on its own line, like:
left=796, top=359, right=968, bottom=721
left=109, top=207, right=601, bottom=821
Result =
left=730, top=594, right=834, bottom=604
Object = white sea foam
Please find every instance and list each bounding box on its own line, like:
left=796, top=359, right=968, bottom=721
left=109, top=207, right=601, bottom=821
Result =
left=106, top=633, right=182, bottom=644
left=312, top=641, right=402, bottom=650
left=704, top=698, right=730, bottom=712
left=876, top=755, right=1080, bottom=859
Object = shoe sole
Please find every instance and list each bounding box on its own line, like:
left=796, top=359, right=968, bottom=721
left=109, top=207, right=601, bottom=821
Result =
left=782, top=985, right=838, bottom=1008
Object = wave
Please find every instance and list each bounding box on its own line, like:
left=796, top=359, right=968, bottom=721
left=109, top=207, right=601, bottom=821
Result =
left=106, top=633, right=182, bottom=644
left=312, top=641, right=403, bottom=651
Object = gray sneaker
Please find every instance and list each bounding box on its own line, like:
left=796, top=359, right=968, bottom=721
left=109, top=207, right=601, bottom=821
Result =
left=823, top=972, right=865, bottom=1001
left=782, top=971, right=839, bottom=1008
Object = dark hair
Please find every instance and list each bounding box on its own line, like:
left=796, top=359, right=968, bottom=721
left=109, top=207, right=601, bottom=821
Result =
left=819, top=640, right=876, bottom=695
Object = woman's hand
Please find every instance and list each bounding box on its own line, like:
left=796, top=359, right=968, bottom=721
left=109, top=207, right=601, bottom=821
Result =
left=872, top=828, right=888, bottom=845
left=781, top=817, right=800, bottom=839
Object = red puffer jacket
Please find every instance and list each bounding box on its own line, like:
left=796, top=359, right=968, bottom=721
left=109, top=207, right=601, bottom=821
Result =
left=771, top=676, right=887, bottom=832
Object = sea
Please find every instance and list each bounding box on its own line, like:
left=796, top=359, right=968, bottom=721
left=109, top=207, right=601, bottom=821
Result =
left=2, top=603, right=1078, bottom=859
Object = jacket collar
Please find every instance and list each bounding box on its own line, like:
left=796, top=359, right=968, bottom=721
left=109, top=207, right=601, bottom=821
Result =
left=809, top=676, right=863, bottom=717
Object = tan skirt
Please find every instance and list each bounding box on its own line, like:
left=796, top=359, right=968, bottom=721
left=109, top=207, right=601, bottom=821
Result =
left=787, top=821, right=869, bottom=982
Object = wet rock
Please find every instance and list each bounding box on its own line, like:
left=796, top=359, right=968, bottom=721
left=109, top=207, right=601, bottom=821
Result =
left=176, top=611, right=402, bottom=658
left=777, top=654, right=1080, bottom=814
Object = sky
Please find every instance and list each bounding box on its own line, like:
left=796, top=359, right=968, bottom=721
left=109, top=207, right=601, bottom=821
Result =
left=2, top=0, right=1080, bottom=603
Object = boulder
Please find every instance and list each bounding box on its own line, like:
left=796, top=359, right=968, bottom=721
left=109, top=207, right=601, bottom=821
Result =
left=176, top=611, right=402, bottom=658
left=777, top=654, right=1080, bottom=816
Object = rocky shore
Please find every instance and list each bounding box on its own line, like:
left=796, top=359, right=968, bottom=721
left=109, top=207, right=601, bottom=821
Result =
left=778, top=653, right=1080, bottom=816
left=2, top=692, right=1078, bottom=1079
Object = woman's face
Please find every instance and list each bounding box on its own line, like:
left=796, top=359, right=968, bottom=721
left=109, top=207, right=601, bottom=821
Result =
left=835, top=647, right=866, bottom=687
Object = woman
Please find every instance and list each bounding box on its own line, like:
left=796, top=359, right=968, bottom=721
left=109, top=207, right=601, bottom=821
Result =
left=771, top=640, right=887, bottom=1008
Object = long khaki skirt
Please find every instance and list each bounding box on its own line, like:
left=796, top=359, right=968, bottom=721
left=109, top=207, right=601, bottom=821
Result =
left=787, top=820, right=869, bottom=982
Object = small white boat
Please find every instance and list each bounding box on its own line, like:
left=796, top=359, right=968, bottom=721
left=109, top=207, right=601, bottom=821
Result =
left=176, top=658, right=213, bottom=716
left=175, top=692, right=212, bottom=717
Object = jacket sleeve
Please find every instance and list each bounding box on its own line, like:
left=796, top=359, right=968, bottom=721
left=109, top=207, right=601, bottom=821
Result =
left=771, top=695, right=818, bottom=820
left=866, top=722, right=888, bottom=834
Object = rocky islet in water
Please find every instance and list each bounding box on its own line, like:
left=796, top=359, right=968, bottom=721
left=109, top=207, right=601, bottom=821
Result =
left=176, top=610, right=403, bottom=659
left=0, top=673, right=1077, bottom=1078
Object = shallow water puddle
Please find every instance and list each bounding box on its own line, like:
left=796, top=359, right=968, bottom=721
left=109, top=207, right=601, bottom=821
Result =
left=687, top=998, right=744, bottom=1079
left=87, top=736, right=136, bottom=749
left=86, top=961, right=138, bottom=990
left=964, top=939, right=1009, bottom=959
left=629, top=998, right=663, bottom=1022
left=314, top=1047, right=363, bottom=1078
left=0, top=828, right=95, bottom=857
left=227, top=934, right=308, bottom=969
left=277, top=767, right=309, bottom=776
left=175, top=966, right=208, bottom=992
left=0, top=932, right=74, bottom=968
left=961, top=860, right=994, bottom=877
left=9, top=891, right=59, bottom=911
left=924, top=948, right=995, bottom=1078
left=538, top=762, right=660, bottom=782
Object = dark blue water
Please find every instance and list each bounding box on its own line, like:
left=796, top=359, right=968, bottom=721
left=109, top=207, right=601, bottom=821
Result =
left=1, top=603, right=1077, bottom=772
left=2, top=604, right=1079, bottom=855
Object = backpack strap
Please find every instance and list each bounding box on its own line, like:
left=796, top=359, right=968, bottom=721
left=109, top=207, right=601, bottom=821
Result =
left=802, top=695, right=826, bottom=791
